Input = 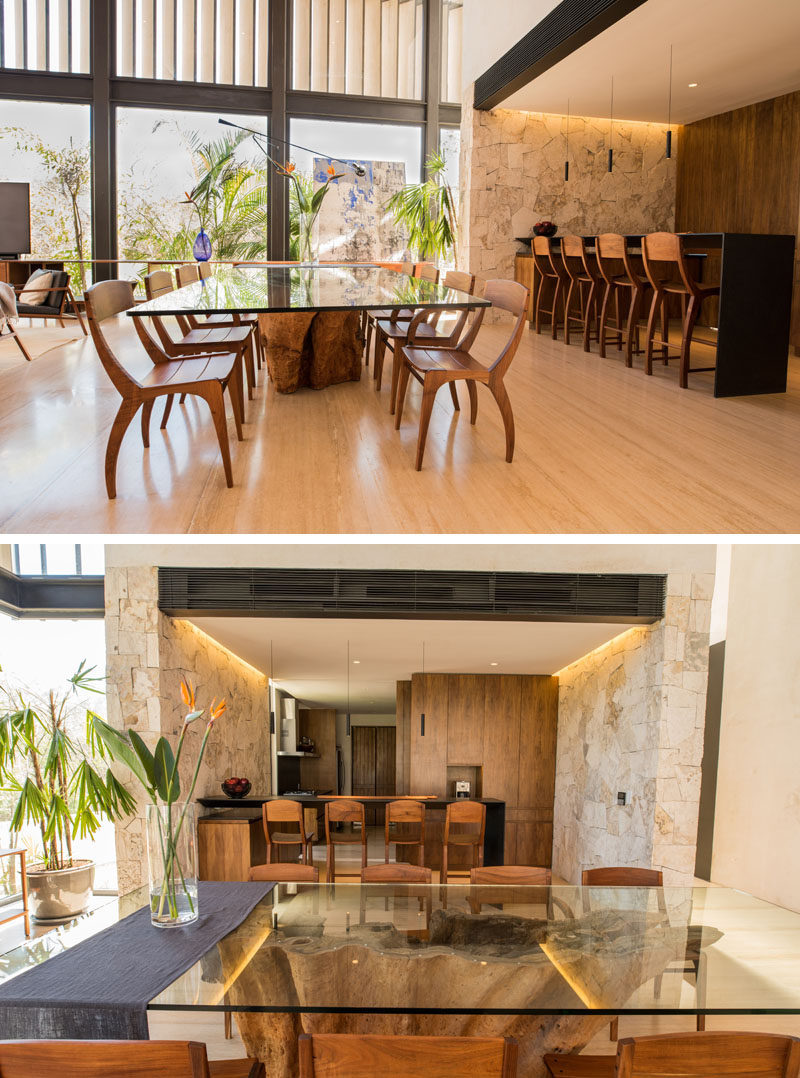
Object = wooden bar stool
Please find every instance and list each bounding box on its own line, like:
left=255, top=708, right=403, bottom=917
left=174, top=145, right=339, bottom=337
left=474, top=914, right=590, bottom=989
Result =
left=561, top=235, right=602, bottom=351
left=531, top=236, right=567, bottom=338
left=595, top=234, right=651, bottom=367
left=262, top=799, right=315, bottom=865
left=441, top=800, right=486, bottom=887
left=385, top=799, right=426, bottom=867
left=324, top=798, right=368, bottom=882
left=641, top=232, right=720, bottom=388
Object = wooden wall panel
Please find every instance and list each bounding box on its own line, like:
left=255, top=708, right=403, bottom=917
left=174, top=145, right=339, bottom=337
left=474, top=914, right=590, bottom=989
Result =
left=676, top=91, right=800, bottom=351
left=395, top=680, right=411, bottom=794
left=299, top=709, right=337, bottom=794
left=482, top=675, right=522, bottom=863
left=409, top=673, right=449, bottom=797
left=447, top=674, right=486, bottom=764
left=375, top=726, right=396, bottom=797
left=517, top=676, right=559, bottom=867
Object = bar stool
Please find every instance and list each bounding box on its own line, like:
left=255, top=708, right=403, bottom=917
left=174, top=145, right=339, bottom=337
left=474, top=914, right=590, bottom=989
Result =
left=262, top=799, right=315, bottom=864
left=441, top=800, right=486, bottom=888
left=561, top=235, right=602, bottom=351
left=385, top=799, right=426, bottom=868
left=641, top=232, right=720, bottom=389
left=595, top=233, right=652, bottom=367
left=531, top=236, right=567, bottom=338
left=324, top=798, right=368, bottom=882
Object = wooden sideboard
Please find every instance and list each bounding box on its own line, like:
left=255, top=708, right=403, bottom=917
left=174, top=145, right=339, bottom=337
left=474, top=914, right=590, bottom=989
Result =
left=0, top=259, right=65, bottom=287
left=198, top=814, right=267, bottom=881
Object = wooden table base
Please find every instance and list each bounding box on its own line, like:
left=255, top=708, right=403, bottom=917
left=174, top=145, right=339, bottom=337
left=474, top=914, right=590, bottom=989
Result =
left=258, top=311, right=363, bottom=393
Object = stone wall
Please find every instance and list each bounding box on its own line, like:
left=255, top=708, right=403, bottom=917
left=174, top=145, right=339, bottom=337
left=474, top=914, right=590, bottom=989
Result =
left=105, top=565, right=270, bottom=894
left=460, top=87, right=678, bottom=286
left=552, top=570, right=713, bottom=886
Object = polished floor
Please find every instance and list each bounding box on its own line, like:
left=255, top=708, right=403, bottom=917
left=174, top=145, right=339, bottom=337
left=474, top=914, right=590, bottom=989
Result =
left=2, top=316, right=799, bottom=533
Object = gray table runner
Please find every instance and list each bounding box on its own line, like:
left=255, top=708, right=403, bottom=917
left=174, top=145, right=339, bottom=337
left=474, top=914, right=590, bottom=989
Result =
left=0, top=881, right=273, bottom=1040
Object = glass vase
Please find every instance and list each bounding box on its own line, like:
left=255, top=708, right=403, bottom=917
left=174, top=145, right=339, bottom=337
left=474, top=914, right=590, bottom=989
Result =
left=146, top=802, right=199, bottom=928
left=296, top=211, right=319, bottom=263
left=193, top=228, right=212, bottom=262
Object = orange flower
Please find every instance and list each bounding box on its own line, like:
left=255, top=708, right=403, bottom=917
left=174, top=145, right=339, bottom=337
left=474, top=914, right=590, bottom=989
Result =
left=326, top=164, right=336, bottom=176
left=208, top=698, right=227, bottom=725
left=180, top=678, right=196, bottom=710
left=284, top=161, right=296, bottom=173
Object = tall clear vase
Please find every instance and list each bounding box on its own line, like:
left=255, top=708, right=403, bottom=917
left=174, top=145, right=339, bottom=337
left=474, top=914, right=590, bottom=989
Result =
left=146, top=802, right=199, bottom=927
left=296, top=211, right=319, bottom=263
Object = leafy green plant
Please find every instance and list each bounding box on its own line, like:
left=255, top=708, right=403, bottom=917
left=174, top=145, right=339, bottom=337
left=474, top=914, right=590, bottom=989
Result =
left=0, top=663, right=136, bottom=872
left=385, top=149, right=458, bottom=264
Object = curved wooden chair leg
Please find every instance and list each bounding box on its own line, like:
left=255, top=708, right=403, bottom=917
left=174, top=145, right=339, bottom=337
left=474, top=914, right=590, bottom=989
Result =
left=448, top=382, right=460, bottom=411
left=551, top=279, right=562, bottom=340
left=489, top=378, right=515, bottom=462
left=466, top=381, right=478, bottom=424
left=199, top=383, right=234, bottom=488
left=227, top=362, right=244, bottom=443
left=394, top=361, right=412, bottom=429
left=179, top=392, right=187, bottom=404
left=661, top=295, right=670, bottom=363
left=140, top=399, right=154, bottom=447
left=160, top=393, right=175, bottom=429
left=365, top=319, right=373, bottom=367
left=415, top=375, right=443, bottom=471
left=680, top=295, right=700, bottom=389
left=598, top=284, right=611, bottom=358
left=583, top=281, right=595, bottom=352
left=625, top=290, right=641, bottom=367
left=374, top=333, right=387, bottom=390
left=564, top=280, right=574, bottom=345
left=614, top=289, right=623, bottom=351
left=8, top=327, right=33, bottom=362
left=244, top=340, right=255, bottom=400
left=105, top=398, right=141, bottom=500
left=644, top=290, right=661, bottom=375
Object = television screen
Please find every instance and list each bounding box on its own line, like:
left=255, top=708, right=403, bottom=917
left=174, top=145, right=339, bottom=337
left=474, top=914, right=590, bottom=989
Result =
left=0, top=183, right=31, bottom=256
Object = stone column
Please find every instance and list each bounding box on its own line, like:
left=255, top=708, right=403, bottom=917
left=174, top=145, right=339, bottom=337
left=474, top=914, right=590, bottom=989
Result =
left=105, top=565, right=270, bottom=894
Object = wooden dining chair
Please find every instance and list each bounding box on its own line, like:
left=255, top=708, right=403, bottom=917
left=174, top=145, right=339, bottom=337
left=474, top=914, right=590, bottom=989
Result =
left=324, top=798, right=367, bottom=882
left=0, top=1039, right=264, bottom=1078
left=262, top=799, right=315, bottom=865
left=298, top=1034, right=518, bottom=1077
left=396, top=278, right=528, bottom=470
left=544, top=1031, right=800, bottom=1078
left=249, top=863, right=319, bottom=882
left=360, top=862, right=433, bottom=928
left=177, top=260, right=263, bottom=370
left=84, top=280, right=240, bottom=497
left=198, top=261, right=213, bottom=280
left=374, top=269, right=475, bottom=413
left=641, top=232, right=720, bottom=388
left=441, top=800, right=486, bottom=888
left=364, top=260, right=418, bottom=365
left=531, top=235, right=566, bottom=338
left=385, top=798, right=426, bottom=867
left=468, top=865, right=551, bottom=914
left=561, top=235, right=602, bottom=351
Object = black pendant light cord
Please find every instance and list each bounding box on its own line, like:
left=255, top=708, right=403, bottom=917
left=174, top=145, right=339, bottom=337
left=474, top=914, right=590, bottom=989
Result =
left=565, top=98, right=570, bottom=181
left=666, top=44, right=674, bottom=159
left=269, top=640, right=275, bottom=735
left=420, top=641, right=426, bottom=736
left=346, top=640, right=351, bottom=737
left=608, top=76, right=614, bottom=172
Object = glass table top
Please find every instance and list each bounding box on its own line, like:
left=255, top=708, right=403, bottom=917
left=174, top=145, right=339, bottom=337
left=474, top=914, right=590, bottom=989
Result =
left=4, top=884, right=800, bottom=1016
left=127, top=264, right=491, bottom=316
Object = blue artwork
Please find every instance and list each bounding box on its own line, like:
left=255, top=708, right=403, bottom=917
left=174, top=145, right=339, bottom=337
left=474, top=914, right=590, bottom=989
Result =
left=313, top=159, right=374, bottom=187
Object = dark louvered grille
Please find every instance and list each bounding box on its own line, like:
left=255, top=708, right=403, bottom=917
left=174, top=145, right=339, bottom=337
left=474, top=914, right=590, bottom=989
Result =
left=158, top=568, right=665, bottom=622
left=474, top=0, right=647, bottom=110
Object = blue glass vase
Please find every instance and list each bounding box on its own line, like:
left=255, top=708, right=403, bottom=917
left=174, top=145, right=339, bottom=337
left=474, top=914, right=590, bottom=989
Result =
left=193, top=228, right=212, bottom=262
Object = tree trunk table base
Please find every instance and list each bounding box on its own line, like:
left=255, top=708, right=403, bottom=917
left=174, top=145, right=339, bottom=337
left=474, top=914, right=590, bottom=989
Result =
left=258, top=311, right=363, bottom=393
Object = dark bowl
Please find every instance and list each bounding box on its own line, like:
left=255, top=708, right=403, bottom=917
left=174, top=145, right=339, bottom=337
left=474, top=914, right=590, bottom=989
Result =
left=532, top=223, right=558, bottom=237
left=221, top=778, right=251, bottom=799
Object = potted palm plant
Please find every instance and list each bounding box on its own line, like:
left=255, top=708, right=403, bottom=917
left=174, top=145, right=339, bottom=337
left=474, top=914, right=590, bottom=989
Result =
left=0, top=662, right=136, bottom=922
left=386, top=149, right=459, bottom=264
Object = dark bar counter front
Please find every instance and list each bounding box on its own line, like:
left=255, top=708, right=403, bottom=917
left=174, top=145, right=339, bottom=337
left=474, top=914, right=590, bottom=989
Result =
left=197, top=796, right=506, bottom=869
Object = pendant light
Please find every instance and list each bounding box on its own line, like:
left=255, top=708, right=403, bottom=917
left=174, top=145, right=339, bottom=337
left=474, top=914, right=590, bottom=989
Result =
left=564, top=98, right=571, bottom=181
left=608, top=76, right=614, bottom=172
left=345, top=640, right=351, bottom=737
left=269, top=639, right=275, bottom=735
left=666, top=44, right=674, bottom=159
left=420, top=641, right=426, bottom=736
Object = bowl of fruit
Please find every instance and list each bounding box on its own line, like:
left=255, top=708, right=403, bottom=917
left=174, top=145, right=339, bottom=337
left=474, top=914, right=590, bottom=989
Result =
left=222, top=776, right=251, bottom=799
left=532, top=220, right=558, bottom=237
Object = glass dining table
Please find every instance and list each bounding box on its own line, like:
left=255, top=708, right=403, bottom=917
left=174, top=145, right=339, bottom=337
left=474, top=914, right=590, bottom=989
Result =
left=2, top=882, right=800, bottom=1077
left=127, top=263, right=490, bottom=393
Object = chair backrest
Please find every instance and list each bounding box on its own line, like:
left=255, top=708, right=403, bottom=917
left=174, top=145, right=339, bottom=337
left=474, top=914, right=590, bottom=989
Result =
left=0, top=1039, right=214, bottom=1078
left=263, top=799, right=304, bottom=840
left=198, top=261, right=213, bottom=280
left=470, top=865, right=551, bottom=887
left=444, top=799, right=487, bottom=845
left=582, top=867, right=663, bottom=887
left=297, top=1034, right=518, bottom=1077
left=325, top=798, right=366, bottom=827
left=362, top=863, right=431, bottom=884
left=414, top=262, right=440, bottom=284
left=614, top=1032, right=800, bottom=1078
left=641, top=231, right=696, bottom=293
left=400, top=261, right=414, bottom=275
left=177, top=263, right=201, bottom=287
left=531, top=235, right=558, bottom=278
left=595, top=233, right=643, bottom=288
left=249, top=863, right=319, bottom=883
left=386, top=799, right=426, bottom=825
left=144, top=269, right=174, bottom=300
left=560, top=235, right=598, bottom=283
left=44, top=270, right=70, bottom=310
left=443, top=270, right=475, bottom=294
left=83, top=280, right=140, bottom=396
left=457, top=278, right=527, bottom=380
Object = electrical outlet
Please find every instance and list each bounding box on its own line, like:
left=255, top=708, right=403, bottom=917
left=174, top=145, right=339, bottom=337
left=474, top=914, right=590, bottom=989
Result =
left=616, top=791, right=631, bottom=807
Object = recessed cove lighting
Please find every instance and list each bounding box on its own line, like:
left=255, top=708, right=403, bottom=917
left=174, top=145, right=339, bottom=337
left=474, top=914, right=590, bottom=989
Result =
left=688, top=82, right=698, bottom=88
left=353, top=659, right=360, bottom=664
left=490, top=661, right=499, bottom=666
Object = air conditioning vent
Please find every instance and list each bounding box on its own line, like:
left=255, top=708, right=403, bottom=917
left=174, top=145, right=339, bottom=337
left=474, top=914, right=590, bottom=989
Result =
left=158, top=568, right=665, bottom=622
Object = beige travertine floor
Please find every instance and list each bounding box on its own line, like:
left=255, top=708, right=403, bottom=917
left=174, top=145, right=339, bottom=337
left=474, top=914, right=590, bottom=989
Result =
left=2, top=317, right=799, bottom=533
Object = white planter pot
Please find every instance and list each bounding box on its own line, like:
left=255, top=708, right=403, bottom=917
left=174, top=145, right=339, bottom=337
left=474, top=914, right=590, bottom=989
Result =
left=26, top=860, right=95, bottom=923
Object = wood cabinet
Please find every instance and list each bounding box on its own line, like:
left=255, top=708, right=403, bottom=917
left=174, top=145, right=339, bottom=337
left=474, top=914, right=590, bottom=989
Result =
left=514, top=253, right=536, bottom=322
left=400, top=672, right=558, bottom=866
left=352, top=725, right=396, bottom=824
left=298, top=708, right=337, bottom=793
left=395, top=680, right=412, bottom=794
left=198, top=815, right=267, bottom=881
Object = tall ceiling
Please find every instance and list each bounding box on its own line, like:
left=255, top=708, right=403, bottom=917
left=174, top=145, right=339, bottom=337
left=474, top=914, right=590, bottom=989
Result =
left=497, top=0, right=800, bottom=123
left=188, top=615, right=637, bottom=713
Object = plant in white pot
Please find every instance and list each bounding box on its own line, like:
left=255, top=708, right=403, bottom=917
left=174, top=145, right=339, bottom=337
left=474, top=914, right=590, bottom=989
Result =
left=0, top=662, right=136, bottom=922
